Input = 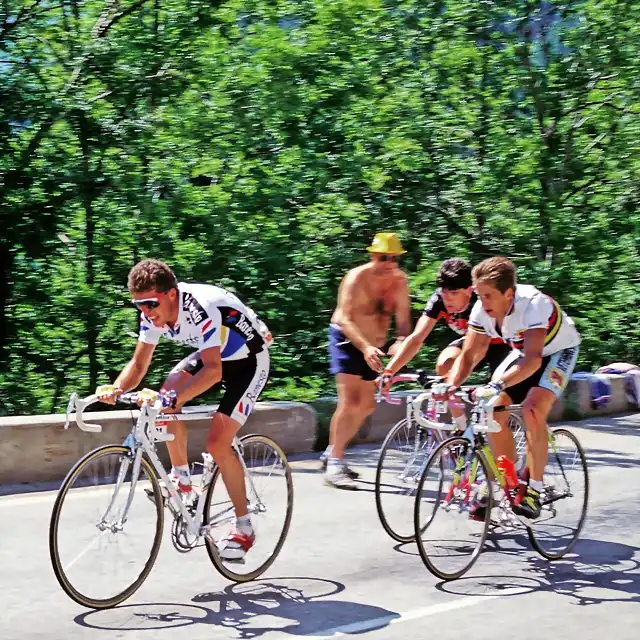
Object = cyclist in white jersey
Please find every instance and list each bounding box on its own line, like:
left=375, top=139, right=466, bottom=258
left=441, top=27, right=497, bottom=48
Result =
left=96, top=259, right=273, bottom=560
left=437, top=257, right=580, bottom=519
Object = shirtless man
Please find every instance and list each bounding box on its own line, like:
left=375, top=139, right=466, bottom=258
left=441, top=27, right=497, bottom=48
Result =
left=322, top=232, right=412, bottom=488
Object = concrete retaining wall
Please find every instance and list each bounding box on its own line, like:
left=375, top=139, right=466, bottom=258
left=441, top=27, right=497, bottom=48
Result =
left=0, top=402, right=315, bottom=486
left=0, top=374, right=637, bottom=487
left=313, top=373, right=638, bottom=449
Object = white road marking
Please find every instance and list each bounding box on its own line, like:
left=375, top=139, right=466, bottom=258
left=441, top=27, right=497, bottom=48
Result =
left=308, top=590, right=523, bottom=638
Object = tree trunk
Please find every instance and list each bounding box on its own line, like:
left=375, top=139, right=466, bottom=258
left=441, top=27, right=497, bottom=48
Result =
left=77, top=113, right=98, bottom=392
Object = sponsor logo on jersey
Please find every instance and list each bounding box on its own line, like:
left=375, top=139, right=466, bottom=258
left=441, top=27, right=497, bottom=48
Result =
left=228, top=309, right=255, bottom=341
left=183, top=292, right=208, bottom=326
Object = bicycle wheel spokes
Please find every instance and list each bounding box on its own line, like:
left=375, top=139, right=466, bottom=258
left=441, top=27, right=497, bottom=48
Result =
left=509, top=412, right=527, bottom=474
left=375, top=419, right=438, bottom=543
left=414, top=437, right=491, bottom=581
left=528, top=428, right=589, bottom=559
left=204, top=435, right=293, bottom=582
left=49, top=445, right=164, bottom=609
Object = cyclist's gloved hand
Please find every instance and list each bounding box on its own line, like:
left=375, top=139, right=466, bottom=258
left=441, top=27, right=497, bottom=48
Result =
left=136, top=388, right=177, bottom=409
left=96, top=384, right=123, bottom=405
left=432, top=382, right=458, bottom=401
left=475, top=381, right=505, bottom=401
left=138, top=388, right=160, bottom=402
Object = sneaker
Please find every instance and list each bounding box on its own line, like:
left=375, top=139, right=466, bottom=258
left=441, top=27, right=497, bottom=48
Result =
left=215, top=530, right=256, bottom=561
left=324, top=467, right=359, bottom=490
left=512, top=486, right=541, bottom=519
left=319, top=455, right=360, bottom=479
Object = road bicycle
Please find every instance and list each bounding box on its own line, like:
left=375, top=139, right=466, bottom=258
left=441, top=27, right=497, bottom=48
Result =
left=49, top=390, right=294, bottom=609
left=374, top=373, right=526, bottom=543
left=413, top=391, right=589, bottom=580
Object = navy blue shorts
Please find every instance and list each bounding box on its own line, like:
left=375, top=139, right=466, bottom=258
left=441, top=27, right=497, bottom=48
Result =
left=328, top=324, right=379, bottom=382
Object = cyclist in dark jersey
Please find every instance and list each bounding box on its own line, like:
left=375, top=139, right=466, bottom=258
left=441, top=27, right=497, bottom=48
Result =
left=382, top=258, right=512, bottom=431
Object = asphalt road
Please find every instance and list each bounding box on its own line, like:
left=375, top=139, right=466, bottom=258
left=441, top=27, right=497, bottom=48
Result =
left=1, top=413, right=639, bottom=640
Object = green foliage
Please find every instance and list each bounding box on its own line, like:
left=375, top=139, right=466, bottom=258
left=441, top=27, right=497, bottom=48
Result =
left=1, top=0, right=639, bottom=416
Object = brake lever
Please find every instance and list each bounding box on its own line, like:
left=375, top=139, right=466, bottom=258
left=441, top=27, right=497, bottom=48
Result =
left=64, top=392, right=78, bottom=430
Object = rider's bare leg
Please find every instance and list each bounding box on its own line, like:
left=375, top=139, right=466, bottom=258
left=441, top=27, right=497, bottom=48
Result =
left=207, top=413, right=248, bottom=517
left=330, top=374, right=376, bottom=459
left=160, top=370, right=190, bottom=468
left=486, top=393, right=517, bottom=464
left=521, top=387, right=555, bottom=483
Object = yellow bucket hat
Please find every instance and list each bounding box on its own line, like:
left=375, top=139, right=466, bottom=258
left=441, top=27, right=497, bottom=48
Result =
left=367, top=232, right=407, bottom=255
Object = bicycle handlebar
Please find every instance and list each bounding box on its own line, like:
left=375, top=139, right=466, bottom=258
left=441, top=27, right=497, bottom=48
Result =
left=64, top=391, right=164, bottom=434
left=375, top=372, right=443, bottom=405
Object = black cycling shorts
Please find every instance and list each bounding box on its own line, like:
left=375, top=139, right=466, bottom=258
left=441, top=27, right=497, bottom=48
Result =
left=170, top=349, right=270, bottom=425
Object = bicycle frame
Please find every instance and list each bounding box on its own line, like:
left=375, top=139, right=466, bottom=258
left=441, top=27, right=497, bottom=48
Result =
left=65, top=392, right=264, bottom=540
left=428, top=394, right=566, bottom=516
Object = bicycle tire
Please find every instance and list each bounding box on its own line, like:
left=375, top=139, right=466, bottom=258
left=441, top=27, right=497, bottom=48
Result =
left=204, top=434, right=294, bottom=582
left=527, top=428, right=589, bottom=559
left=414, top=437, right=492, bottom=581
left=375, top=418, right=436, bottom=543
left=49, top=444, right=164, bottom=609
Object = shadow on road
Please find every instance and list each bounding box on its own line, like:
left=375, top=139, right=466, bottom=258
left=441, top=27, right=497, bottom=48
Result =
left=434, top=537, right=640, bottom=606
left=584, top=447, right=640, bottom=469
left=568, top=414, right=640, bottom=438
left=74, top=576, right=400, bottom=637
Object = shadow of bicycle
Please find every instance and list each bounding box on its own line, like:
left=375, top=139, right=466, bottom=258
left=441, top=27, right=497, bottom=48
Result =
left=434, top=537, right=640, bottom=606
left=74, top=576, right=401, bottom=637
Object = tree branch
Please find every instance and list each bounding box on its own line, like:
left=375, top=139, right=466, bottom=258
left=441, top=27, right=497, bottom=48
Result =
left=561, top=97, right=626, bottom=118
left=418, top=201, right=497, bottom=254
left=93, top=0, right=152, bottom=39
left=561, top=105, right=630, bottom=204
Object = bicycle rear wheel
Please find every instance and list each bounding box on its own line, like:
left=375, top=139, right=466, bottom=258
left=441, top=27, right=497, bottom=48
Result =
left=204, top=434, right=293, bottom=582
left=527, top=428, right=589, bottom=559
left=375, top=419, right=438, bottom=543
left=414, top=437, right=492, bottom=581
left=49, top=445, right=164, bottom=609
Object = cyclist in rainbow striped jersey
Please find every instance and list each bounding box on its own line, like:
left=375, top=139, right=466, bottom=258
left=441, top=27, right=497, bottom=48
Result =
left=437, top=257, right=580, bottom=519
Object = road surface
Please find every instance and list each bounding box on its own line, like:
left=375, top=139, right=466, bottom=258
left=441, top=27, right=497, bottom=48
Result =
left=1, top=413, right=639, bottom=640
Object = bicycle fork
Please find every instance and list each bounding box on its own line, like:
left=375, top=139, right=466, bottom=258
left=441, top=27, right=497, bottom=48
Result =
left=97, top=446, right=143, bottom=533
left=442, top=446, right=477, bottom=511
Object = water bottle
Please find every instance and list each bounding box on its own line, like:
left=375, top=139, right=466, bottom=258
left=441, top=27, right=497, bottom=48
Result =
left=497, top=455, right=518, bottom=491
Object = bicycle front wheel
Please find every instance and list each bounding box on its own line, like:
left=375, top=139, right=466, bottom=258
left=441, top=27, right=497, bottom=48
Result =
left=204, top=434, right=294, bottom=582
left=375, top=419, right=438, bottom=543
left=527, top=428, right=589, bottom=559
left=414, top=437, right=492, bottom=581
left=49, top=445, right=164, bottom=609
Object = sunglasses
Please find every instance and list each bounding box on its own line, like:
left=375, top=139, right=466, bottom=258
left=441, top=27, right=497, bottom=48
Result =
left=131, top=297, right=161, bottom=312
left=377, top=254, right=400, bottom=262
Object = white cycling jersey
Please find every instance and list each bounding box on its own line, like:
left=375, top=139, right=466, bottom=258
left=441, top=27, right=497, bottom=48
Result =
left=468, top=284, right=581, bottom=356
left=137, top=282, right=272, bottom=361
